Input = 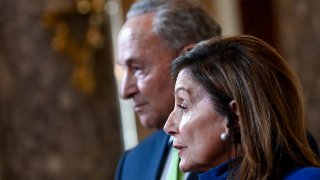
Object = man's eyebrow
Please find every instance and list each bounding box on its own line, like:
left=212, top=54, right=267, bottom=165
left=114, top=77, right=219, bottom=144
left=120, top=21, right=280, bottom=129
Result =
left=117, top=58, right=134, bottom=66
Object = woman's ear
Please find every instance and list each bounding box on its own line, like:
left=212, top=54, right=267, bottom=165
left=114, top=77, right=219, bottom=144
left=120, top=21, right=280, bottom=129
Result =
left=221, top=100, right=241, bottom=142
left=229, top=100, right=240, bottom=128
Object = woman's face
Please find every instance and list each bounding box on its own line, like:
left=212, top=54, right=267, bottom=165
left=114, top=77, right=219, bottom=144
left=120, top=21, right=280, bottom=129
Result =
left=164, top=69, right=229, bottom=172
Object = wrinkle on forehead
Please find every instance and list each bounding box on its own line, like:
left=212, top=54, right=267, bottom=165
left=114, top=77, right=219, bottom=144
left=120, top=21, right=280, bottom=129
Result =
left=175, top=69, right=196, bottom=101
left=118, top=27, right=153, bottom=49
left=117, top=15, right=157, bottom=65
left=119, top=13, right=174, bottom=53
left=176, top=69, right=211, bottom=103
left=120, top=13, right=155, bottom=42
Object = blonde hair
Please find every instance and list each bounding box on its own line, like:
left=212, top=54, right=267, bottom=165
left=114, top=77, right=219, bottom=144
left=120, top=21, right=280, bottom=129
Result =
left=171, top=35, right=320, bottom=179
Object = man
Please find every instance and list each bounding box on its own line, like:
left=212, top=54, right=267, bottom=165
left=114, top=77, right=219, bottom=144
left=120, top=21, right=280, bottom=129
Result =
left=115, top=0, right=221, bottom=180
left=115, top=0, right=319, bottom=179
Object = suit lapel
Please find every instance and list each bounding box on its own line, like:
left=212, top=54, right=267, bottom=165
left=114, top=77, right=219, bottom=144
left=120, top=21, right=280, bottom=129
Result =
left=148, top=130, right=170, bottom=180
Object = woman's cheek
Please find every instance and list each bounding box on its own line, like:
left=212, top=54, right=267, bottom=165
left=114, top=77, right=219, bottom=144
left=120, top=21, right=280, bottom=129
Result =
left=179, top=113, right=191, bottom=133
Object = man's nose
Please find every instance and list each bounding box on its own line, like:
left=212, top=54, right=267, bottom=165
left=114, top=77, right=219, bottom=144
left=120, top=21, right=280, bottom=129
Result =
left=120, top=71, right=138, bottom=99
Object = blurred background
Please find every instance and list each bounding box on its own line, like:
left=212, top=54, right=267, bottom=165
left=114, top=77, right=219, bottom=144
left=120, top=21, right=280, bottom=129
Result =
left=0, top=0, right=319, bottom=179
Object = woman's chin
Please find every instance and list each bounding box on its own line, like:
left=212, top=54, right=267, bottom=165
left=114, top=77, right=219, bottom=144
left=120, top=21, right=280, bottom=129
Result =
left=179, top=161, right=189, bottom=172
left=179, top=160, right=213, bottom=173
left=179, top=160, right=196, bottom=173
left=179, top=165, right=189, bottom=173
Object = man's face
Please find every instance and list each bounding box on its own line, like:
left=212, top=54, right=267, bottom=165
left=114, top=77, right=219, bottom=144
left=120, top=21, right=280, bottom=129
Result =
left=117, top=14, right=176, bottom=129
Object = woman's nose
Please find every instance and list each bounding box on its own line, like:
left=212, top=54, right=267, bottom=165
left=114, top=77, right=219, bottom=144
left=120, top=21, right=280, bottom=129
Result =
left=164, top=110, right=179, bottom=136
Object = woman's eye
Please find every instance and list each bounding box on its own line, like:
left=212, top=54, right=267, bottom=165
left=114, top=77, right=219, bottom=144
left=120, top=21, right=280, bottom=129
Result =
left=177, top=104, right=188, bottom=112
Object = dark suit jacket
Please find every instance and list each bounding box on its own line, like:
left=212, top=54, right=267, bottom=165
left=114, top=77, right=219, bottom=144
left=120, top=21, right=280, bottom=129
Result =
left=115, top=130, right=198, bottom=180
left=284, top=166, right=320, bottom=179
left=115, top=130, right=169, bottom=180
left=115, top=130, right=318, bottom=180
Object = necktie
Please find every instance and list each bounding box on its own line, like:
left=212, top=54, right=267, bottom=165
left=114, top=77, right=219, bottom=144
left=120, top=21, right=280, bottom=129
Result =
left=168, top=148, right=184, bottom=180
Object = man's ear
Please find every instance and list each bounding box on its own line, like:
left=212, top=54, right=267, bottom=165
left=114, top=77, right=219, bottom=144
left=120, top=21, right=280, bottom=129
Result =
left=181, top=44, right=195, bottom=54
left=229, top=100, right=240, bottom=128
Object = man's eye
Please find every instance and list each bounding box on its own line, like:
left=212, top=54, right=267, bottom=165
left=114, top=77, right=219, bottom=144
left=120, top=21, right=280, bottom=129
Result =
left=132, top=66, right=143, bottom=74
left=133, top=66, right=141, bottom=71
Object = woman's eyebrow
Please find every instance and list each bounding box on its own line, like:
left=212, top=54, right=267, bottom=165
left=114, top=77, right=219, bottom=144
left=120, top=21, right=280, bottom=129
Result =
left=175, top=87, right=190, bottom=95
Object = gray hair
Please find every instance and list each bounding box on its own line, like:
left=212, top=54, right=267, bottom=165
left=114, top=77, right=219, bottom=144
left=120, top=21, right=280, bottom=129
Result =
left=126, top=0, right=221, bottom=52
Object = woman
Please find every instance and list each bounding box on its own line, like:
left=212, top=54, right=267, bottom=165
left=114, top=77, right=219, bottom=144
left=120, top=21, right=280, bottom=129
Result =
left=164, top=35, right=320, bottom=179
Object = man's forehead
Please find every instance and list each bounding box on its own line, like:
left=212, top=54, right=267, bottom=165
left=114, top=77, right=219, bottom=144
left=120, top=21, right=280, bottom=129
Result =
left=118, top=14, right=156, bottom=47
left=117, top=30, right=147, bottom=65
left=118, top=27, right=150, bottom=46
left=121, top=13, right=154, bottom=34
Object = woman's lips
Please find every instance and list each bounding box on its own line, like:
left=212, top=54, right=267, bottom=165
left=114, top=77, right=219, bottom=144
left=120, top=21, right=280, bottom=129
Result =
left=173, top=144, right=186, bottom=157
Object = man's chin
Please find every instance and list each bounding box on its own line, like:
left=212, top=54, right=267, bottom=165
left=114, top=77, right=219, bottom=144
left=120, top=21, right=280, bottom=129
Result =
left=140, top=118, right=157, bottom=129
left=138, top=115, right=163, bottom=129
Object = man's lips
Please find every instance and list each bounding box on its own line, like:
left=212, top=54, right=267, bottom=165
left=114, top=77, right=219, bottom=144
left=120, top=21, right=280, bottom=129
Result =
left=133, top=103, right=147, bottom=111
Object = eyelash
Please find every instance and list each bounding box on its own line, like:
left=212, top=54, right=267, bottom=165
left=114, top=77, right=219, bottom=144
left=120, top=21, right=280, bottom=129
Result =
left=177, top=104, right=188, bottom=112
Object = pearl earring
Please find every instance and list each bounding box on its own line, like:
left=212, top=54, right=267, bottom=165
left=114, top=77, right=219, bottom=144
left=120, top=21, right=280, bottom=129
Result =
left=220, top=132, right=229, bottom=141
